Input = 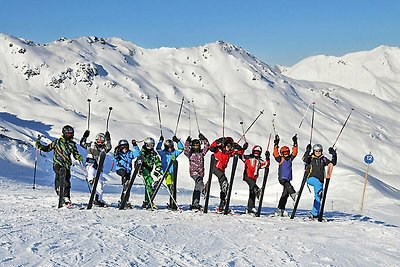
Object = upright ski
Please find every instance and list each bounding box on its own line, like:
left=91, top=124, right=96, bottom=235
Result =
left=119, top=157, right=142, bottom=210
left=290, top=165, right=310, bottom=219
left=58, top=167, right=66, bottom=208
left=150, top=158, right=175, bottom=204
left=318, top=163, right=334, bottom=222
left=203, top=154, right=215, bottom=213
left=224, top=155, right=239, bottom=215
left=255, top=166, right=270, bottom=217
left=170, top=160, right=179, bottom=210
left=87, top=151, right=106, bottom=209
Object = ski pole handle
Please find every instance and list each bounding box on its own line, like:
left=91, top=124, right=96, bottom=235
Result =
left=106, top=107, right=113, bottom=132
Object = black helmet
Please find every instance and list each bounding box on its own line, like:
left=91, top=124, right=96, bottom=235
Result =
left=191, top=139, right=201, bottom=146
left=118, top=139, right=129, bottom=149
left=164, top=139, right=174, bottom=150
left=62, top=125, right=74, bottom=139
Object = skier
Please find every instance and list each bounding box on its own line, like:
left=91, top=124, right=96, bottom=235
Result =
left=273, top=134, right=299, bottom=216
left=35, top=125, right=83, bottom=206
left=80, top=130, right=112, bottom=207
left=140, top=137, right=162, bottom=208
left=209, top=137, right=247, bottom=212
left=184, top=132, right=210, bottom=210
left=303, top=144, right=337, bottom=219
left=156, top=135, right=184, bottom=209
left=242, top=145, right=270, bottom=214
left=114, top=139, right=141, bottom=208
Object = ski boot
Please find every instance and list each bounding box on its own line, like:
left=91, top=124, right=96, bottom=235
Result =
left=308, top=212, right=318, bottom=220
left=274, top=209, right=287, bottom=217
left=246, top=207, right=257, bottom=214
left=63, top=197, right=72, bottom=208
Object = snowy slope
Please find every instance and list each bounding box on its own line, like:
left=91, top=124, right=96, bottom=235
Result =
left=0, top=33, right=399, bottom=266
left=282, top=45, right=400, bottom=101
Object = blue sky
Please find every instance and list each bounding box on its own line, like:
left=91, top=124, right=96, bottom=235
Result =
left=1, top=0, right=399, bottom=66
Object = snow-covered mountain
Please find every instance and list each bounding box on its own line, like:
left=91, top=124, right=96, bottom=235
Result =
left=282, top=45, right=400, bottom=101
left=1, top=33, right=399, bottom=265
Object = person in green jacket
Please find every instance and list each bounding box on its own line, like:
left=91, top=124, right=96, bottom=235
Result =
left=35, top=125, right=83, bottom=205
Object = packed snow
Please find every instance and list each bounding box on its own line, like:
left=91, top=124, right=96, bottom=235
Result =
left=0, top=33, right=399, bottom=266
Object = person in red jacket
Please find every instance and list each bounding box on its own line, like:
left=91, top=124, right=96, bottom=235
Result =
left=209, top=137, right=247, bottom=211
left=273, top=134, right=298, bottom=216
left=242, top=145, right=270, bottom=214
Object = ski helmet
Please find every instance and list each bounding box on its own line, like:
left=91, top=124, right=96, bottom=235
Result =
left=118, top=139, right=129, bottom=149
left=95, top=133, right=105, bottom=145
left=144, top=137, right=155, bottom=149
left=62, top=125, right=74, bottom=139
left=164, top=139, right=174, bottom=150
left=225, top=137, right=234, bottom=145
left=252, top=145, right=262, bottom=155
left=280, top=146, right=290, bottom=155
left=313, top=144, right=323, bottom=153
left=191, top=139, right=201, bottom=147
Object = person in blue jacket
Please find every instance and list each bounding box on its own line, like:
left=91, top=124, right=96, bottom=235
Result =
left=114, top=139, right=141, bottom=208
left=156, top=135, right=184, bottom=208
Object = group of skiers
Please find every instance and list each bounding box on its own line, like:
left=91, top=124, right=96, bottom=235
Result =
left=35, top=124, right=337, bottom=218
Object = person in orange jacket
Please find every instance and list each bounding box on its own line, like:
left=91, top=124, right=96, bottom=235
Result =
left=273, top=134, right=298, bottom=216
left=242, top=145, right=270, bottom=214
left=209, top=137, right=247, bottom=211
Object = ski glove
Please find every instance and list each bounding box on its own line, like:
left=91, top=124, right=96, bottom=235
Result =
left=274, top=135, right=280, bottom=146
left=105, top=131, right=110, bottom=141
left=216, top=137, right=225, bottom=147
left=172, top=136, right=180, bottom=143
left=76, top=154, right=83, bottom=161
left=159, top=135, right=164, bottom=142
left=292, top=134, right=298, bottom=146
left=114, top=146, right=120, bottom=156
left=83, top=130, right=90, bottom=138
left=306, top=144, right=312, bottom=152
left=328, top=147, right=337, bottom=155
left=132, top=139, right=138, bottom=147
left=198, top=133, right=206, bottom=140
left=242, top=142, right=249, bottom=150
left=186, top=136, right=191, bottom=142
left=265, top=151, right=270, bottom=160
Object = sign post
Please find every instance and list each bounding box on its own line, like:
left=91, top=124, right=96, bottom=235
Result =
left=360, top=153, right=374, bottom=214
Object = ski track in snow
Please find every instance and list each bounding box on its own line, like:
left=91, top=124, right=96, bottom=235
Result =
left=1, top=179, right=399, bottom=266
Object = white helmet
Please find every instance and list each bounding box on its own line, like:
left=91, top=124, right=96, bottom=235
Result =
left=313, top=144, right=323, bottom=153
left=95, top=133, right=105, bottom=145
left=144, top=137, right=155, bottom=149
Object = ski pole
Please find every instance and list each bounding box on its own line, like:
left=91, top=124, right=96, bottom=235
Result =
left=298, top=100, right=313, bottom=129
left=237, top=110, right=264, bottom=143
left=192, top=99, right=201, bottom=134
left=332, top=108, right=354, bottom=148
left=87, top=99, right=91, bottom=130
left=240, top=121, right=246, bottom=143
left=156, top=95, right=163, bottom=137
left=222, top=94, right=226, bottom=137
left=272, top=113, right=277, bottom=136
left=188, top=100, right=192, bottom=137
left=174, top=97, right=185, bottom=136
left=106, top=107, right=113, bottom=132
left=266, top=132, right=272, bottom=151
left=32, top=135, right=42, bottom=190
left=79, top=161, right=91, bottom=193
left=310, top=102, right=315, bottom=145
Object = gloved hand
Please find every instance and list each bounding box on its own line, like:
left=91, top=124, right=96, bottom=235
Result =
left=265, top=151, right=270, bottom=160
left=76, top=154, right=83, bottom=161
left=83, top=130, right=90, bottom=138
left=328, top=147, right=337, bottom=155
left=186, top=136, right=191, bottom=142
left=242, top=142, right=249, bottom=150
left=198, top=132, right=206, bottom=140
left=104, top=131, right=110, bottom=141
left=274, top=135, right=280, bottom=146
left=159, top=135, right=164, bottom=142
left=216, top=137, right=225, bottom=146
left=131, top=139, right=137, bottom=147
left=306, top=144, right=312, bottom=152
left=114, top=146, right=120, bottom=156
left=35, top=140, right=41, bottom=149
left=172, top=136, right=179, bottom=143
left=233, top=143, right=242, bottom=150
left=292, top=134, right=298, bottom=146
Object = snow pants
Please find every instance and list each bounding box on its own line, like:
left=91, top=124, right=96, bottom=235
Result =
left=141, top=168, right=154, bottom=204
left=191, top=175, right=204, bottom=206
left=278, top=179, right=296, bottom=210
left=243, top=175, right=259, bottom=210
left=86, top=163, right=105, bottom=202
left=53, top=164, right=71, bottom=198
left=117, top=169, right=131, bottom=202
left=307, top=176, right=323, bottom=216
left=212, top=167, right=229, bottom=206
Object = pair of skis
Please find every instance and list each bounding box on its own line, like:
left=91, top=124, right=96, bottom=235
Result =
left=203, top=154, right=271, bottom=216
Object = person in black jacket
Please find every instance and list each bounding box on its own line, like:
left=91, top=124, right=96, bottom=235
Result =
left=303, top=144, right=337, bottom=219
